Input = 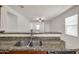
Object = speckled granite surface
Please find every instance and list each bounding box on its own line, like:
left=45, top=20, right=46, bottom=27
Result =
left=0, top=37, right=65, bottom=52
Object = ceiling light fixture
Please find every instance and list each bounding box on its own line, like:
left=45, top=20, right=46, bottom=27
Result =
left=36, top=17, right=45, bottom=22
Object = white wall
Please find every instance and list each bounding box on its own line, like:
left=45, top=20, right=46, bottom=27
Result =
left=1, top=6, right=30, bottom=32
left=44, top=21, right=51, bottom=32
left=7, top=12, right=17, bottom=32
left=50, top=6, right=79, bottom=49
left=18, top=15, right=30, bottom=32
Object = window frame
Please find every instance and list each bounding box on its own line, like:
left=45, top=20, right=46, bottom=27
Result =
left=65, top=14, right=78, bottom=37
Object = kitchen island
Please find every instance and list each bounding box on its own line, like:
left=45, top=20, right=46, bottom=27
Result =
left=0, top=32, right=65, bottom=54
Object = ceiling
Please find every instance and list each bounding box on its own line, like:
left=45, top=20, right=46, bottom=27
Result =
left=8, top=5, right=73, bottom=21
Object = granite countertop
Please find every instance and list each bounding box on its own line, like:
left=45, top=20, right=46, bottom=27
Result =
left=0, top=46, right=48, bottom=52
left=0, top=32, right=62, bottom=34
left=0, top=32, right=62, bottom=37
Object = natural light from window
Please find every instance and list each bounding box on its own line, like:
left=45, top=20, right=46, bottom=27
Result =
left=36, top=24, right=40, bottom=30
left=65, top=14, right=78, bottom=37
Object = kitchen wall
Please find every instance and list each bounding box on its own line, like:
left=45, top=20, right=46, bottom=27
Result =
left=50, top=6, right=79, bottom=49
left=7, top=12, right=17, bottom=32
left=44, top=21, right=50, bottom=32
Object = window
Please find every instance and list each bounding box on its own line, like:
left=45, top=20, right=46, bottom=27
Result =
left=65, top=14, right=78, bottom=36
left=36, top=24, right=40, bottom=30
